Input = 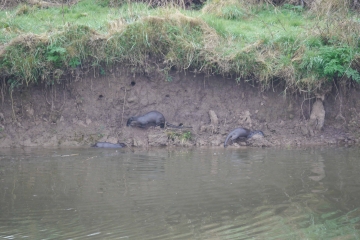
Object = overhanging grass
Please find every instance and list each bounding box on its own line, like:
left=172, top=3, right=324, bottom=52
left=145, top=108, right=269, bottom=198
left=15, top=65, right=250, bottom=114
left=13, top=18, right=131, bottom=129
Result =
left=0, top=0, right=359, bottom=94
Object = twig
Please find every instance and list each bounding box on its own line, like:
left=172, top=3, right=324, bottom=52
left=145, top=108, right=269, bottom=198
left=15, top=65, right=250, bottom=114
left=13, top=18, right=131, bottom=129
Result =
left=121, top=88, right=127, bottom=126
left=1, top=78, right=5, bottom=105
left=276, top=18, right=287, bottom=32
left=61, top=154, right=78, bottom=157
left=53, top=153, right=79, bottom=157
left=51, top=84, right=55, bottom=111
left=44, top=88, right=51, bottom=106
left=10, top=89, right=16, bottom=121
left=44, top=87, right=66, bottom=113
left=301, top=96, right=315, bottom=120
left=333, top=79, right=345, bottom=122
left=62, top=0, right=64, bottom=25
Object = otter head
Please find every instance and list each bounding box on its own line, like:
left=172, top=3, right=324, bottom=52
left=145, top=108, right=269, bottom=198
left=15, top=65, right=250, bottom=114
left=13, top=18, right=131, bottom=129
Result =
left=247, top=130, right=264, bottom=138
left=126, top=117, right=135, bottom=127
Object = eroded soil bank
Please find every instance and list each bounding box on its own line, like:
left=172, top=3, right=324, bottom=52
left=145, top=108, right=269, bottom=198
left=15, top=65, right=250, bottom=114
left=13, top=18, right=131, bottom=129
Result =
left=1, top=70, right=360, bottom=148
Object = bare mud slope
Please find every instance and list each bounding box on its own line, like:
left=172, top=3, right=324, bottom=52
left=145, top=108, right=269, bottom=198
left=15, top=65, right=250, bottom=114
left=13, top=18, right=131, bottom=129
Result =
left=0, top=70, right=360, bottom=148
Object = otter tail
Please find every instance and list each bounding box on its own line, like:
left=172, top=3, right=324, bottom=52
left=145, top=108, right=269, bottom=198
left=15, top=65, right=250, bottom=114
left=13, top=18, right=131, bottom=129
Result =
left=224, top=133, right=232, bottom=148
left=166, top=122, right=192, bottom=129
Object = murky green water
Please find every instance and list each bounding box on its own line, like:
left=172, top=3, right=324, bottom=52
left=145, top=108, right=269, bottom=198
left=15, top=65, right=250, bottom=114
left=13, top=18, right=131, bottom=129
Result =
left=0, top=147, right=359, bottom=239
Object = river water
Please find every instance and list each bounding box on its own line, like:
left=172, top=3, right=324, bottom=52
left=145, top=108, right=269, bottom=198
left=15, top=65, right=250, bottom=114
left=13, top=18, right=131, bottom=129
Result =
left=0, top=147, right=359, bottom=239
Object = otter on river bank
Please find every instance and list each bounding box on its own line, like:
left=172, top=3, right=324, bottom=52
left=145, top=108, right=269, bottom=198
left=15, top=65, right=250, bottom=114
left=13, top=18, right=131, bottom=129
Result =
left=224, top=128, right=264, bottom=147
left=92, top=142, right=127, bottom=148
left=126, top=111, right=191, bottom=129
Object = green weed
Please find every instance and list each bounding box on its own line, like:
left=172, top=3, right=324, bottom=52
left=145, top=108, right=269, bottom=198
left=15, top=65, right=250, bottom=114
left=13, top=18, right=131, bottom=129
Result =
left=299, top=45, right=360, bottom=83
left=167, top=131, right=192, bottom=142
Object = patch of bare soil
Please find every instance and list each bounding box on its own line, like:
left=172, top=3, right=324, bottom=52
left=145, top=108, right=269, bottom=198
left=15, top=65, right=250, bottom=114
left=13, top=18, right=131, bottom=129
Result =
left=1, top=69, right=360, bottom=148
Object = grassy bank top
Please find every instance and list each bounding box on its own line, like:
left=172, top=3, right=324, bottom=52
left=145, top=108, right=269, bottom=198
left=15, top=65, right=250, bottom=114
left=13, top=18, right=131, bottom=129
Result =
left=1, top=0, right=360, bottom=93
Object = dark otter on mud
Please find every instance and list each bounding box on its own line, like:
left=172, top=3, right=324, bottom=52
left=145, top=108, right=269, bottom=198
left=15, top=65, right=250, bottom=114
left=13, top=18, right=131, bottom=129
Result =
left=92, top=142, right=127, bottom=148
left=224, top=128, right=264, bottom=147
left=126, top=111, right=191, bottom=129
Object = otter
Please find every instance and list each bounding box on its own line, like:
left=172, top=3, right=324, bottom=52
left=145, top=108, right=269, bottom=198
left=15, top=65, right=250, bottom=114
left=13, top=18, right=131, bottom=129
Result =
left=224, top=128, right=264, bottom=147
left=126, top=111, right=191, bottom=129
left=92, top=142, right=127, bottom=148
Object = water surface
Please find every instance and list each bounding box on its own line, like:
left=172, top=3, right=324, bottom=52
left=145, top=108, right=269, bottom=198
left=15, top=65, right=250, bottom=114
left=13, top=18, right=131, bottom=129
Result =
left=0, top=147, right=359, bottom=239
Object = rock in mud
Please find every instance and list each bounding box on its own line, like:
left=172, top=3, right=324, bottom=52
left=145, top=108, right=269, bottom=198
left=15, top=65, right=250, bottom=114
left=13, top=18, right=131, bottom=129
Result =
left=238, top=110, right=252, bottom=128
left=309, top=99, right=325, bottom=131
left=127, top=96, right=138, bottom=103
left=209, top=110, right=219, bottom=125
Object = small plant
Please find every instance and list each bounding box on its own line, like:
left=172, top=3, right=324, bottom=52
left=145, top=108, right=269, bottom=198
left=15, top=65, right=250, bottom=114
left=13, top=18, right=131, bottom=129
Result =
left=47, top=46, right=66, bottom=67
left=100, top=67, right=106, bottom=75
left=167, top=130, right=192, bottom=143
left=69, top=58, right=81, bottom=68
left=164, top=69, right=173, bottom=82
left=299, top=45, right=360, bottom=83
left=8, top=79, right=20, bottom=90
left=167, top=131, right=178, bottom=141
left=180, top=131, right=192, bottom=141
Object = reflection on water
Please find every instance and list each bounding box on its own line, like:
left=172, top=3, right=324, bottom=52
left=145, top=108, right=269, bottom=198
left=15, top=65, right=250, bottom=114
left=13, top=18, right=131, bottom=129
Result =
left=0, top=147, right=360, bottom=239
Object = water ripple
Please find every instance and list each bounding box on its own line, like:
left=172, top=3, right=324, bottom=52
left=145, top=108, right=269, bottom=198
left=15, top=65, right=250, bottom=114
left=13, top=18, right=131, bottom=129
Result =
left=0, top=148, right=360, bottom=239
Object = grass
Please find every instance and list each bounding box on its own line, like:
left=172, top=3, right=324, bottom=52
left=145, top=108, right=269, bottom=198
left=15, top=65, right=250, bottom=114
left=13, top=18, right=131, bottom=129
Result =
left=0, top=0, right=359, bottom=94
left=167, top=130, right=192, bottom=144
left=0, top=1, right=157, bottom=44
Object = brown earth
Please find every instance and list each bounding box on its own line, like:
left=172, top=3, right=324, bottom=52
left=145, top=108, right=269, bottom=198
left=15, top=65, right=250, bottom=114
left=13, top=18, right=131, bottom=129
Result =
left=0, top=69, right=360, bottom=148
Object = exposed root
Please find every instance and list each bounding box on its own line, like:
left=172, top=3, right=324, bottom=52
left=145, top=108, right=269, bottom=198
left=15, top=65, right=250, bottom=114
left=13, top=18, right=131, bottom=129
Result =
left=44, top=85, right=66, bottom=114
left=121, top=87, right=127, bottom=126
left=10, top=90, right=16, bottom=121
left=301, top=96, right=315, bottom=120
left=1, top=78, right=5, bottom=105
